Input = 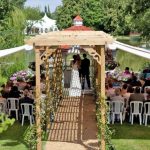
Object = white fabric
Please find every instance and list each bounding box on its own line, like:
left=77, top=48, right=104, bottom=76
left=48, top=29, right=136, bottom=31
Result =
left=69, top=69, right=81, bottom=97
left=27, top=13, right=58, bottom=32
left=0, top=45, right=33, bottom=58
left=108, top=41, right=150, bottom=59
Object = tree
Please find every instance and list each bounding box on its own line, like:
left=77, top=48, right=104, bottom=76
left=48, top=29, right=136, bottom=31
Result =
left=54, top=0, right=85, bottom=29
left=44, top=5, right=51, bottom=18
left=0, top=0, right=26, bottom=49
left=23, top=7, right=42, bottom=35
left=10, top=0, right=26, bottom=8
left=126, top=0, right=150, bottom=41
left=53, top=0, right=131, bottom=34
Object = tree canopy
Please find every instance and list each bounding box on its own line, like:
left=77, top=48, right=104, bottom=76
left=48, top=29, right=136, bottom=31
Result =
left=54, top=0, right=150, bottom=40
left=0, top=0, right=26, bottom=49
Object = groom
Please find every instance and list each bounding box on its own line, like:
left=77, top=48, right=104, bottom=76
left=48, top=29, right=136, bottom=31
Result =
left=81, top=53, right=91, bottom=89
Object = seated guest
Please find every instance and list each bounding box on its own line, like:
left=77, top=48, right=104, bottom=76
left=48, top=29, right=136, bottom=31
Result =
left=145, top=89, right=150, bottom=101
left=129, top=86, right=145, bottom=103
left=8, top=86, right=21, bottom=98
left=19, top=87, right=34, bottom=109
left=142, top=79, right=150, bottom=92
left=121, top=84, right=128, bottom=95
left=122, top=67, right=132, bottom=79
left=1, top=82, right=12, bottom=98
left=17, top=79, right=27, bottom=90
left=110, top=88, right=125, bottom=122
left=111, top=88, right=124, bottom=102
left=19, top=87, right=34, bottom=121
left=130, top=75, right=141, bottom=87
left=122, top=85, right=134, bottom=104
left=106, top=83, right=115, bottom=99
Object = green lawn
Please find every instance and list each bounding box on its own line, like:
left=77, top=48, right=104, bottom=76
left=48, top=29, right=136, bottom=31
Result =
left=110, top=123, right=150, bottom=150
left=0, top=122, right=28, bottom=150
left=1, top=121, right=150, bottom=150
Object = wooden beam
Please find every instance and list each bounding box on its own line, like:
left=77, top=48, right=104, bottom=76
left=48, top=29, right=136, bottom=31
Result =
left=33, top=38, right=113, bottom=46
left=45, top=47, right=51, bottom=129
left=26, top=31, right=114, bottom=46
left=100, top=45, right=106, bottom=150
left=35, top=48, right=42, bottom=150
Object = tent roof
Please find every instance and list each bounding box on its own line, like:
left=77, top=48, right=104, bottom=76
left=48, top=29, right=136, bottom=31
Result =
left=26, top=31, right=114, bottom=46
left=31, top=13, right=56, bottom=29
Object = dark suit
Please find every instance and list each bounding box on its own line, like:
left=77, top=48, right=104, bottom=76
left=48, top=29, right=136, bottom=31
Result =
left=81, top=58, right=91, bottom=89
left=19, top=96, right=34, bottom=117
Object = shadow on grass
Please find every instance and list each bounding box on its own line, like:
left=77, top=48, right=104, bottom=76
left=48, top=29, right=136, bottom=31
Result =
left=0, top=121, right=29, bottom=150
left=2, top=141, right=20, bottom=146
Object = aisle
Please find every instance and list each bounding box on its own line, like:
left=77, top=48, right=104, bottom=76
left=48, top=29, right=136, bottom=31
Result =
left=45, top=91, right=99, bottom=150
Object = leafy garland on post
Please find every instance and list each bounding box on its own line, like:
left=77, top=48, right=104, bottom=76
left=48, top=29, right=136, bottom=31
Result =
left=91, top=63, right=115, bottom=150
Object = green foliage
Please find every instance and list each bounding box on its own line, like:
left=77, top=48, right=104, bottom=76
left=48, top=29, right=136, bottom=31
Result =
left=111, top=123, right=150, bottom=150
left=54, top=0, right=150, bottom=40
left=23, top=6, right=43, bottom=35
left=24, top=125, right=37, bottom=150
left=116, top=50, right=150, bottom=72
left=10, top=0, right=26, bottom=8
left=0, top=3, right=26, bottom=49
left=96, top=95, right=115, bottom=150
left=125, top=0, right=150, bottom=41
left=0, top=114, right=15, bottom=133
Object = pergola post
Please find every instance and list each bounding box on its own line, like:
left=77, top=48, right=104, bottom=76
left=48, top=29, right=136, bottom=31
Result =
left=45, top=47, right=51, bottom=129
left=35, top=48, right=42, bottom=150
left=100, top=45, right=106, bottom=150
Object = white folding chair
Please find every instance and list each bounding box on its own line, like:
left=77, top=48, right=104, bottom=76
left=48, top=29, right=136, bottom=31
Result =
left=111, top=101, right=124, bottom=124
left=21, top=103, right=34, bottom=126
left=7, top=98, right=19, bottom=120
left=143, top=102, right=150, bottom=126
left=133, top=86, right=142, bottom=93
left=144, top=86, right=150, bottom=93
left=130, top=101, right=143, bottom=125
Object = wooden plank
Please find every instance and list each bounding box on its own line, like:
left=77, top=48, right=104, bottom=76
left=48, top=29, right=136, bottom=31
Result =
left=26, top=31, right=114, bottom=46
left=35, top=49, right=42, bottom=150
left=32, top=39, right=113, bottom=46
left=45, top=47, right=51, bottom=128
left=36, top=31, right=111, bottom=36
left=100, top=46, right=106, bottom=150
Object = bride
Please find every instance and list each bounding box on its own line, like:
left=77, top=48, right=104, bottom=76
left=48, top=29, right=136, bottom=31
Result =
left=69, top=55, right=81, bottom=97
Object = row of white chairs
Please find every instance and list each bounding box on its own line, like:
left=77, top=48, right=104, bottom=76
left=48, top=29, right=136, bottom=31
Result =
left=106, top=101, right=150, bottom=126
left=131, top=86, right=150, bottom=93
left=0, top=98, right=34, bottom=126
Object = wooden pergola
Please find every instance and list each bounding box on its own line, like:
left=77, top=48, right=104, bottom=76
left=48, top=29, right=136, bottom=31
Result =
left=27, top=31, right=114, bottom=150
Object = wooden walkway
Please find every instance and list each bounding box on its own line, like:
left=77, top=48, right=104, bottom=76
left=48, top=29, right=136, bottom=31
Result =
left=45, top=91, right=99, bottom=150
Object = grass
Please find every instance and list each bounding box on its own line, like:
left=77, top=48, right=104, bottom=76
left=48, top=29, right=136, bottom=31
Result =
left=1, top=121, right=150, bottom=150
left=0, top=121, right=28, bottom=150
left=0, top=121, right=47, bottom=150
left=110, top=123, right=150, bottom=150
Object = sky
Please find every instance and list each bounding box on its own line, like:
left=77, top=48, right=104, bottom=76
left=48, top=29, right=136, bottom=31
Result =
left=25, top=0, right=62, bottom=12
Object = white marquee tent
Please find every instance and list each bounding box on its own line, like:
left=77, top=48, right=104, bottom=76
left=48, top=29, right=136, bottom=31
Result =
left=26, top=13, right=58, bottom=34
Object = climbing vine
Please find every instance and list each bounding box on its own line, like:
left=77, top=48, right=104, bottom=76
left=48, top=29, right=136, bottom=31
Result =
left=96, top=88, right=115, bottom=150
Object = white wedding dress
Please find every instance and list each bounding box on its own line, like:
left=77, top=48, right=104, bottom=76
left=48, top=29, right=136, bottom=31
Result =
left=69, top=62, right=81, bottom=97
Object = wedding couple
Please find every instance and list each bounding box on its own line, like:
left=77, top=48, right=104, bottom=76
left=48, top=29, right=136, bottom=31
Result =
left=69, top=53, right=91, bottom=97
